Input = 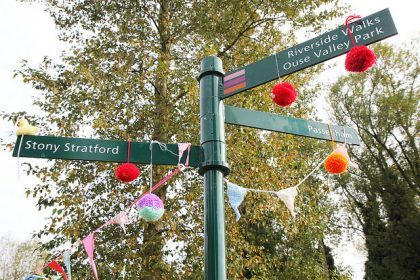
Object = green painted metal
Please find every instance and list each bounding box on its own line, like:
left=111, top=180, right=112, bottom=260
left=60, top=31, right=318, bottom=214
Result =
left=198, top=56, right=229, bottom=280
left=12, top=135, right=200, bottom=167
left=225, top=105, right=360, bottom=145
left=222, top=8, right=398, bottom=99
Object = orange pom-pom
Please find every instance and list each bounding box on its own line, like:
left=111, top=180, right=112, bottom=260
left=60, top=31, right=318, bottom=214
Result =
left=324, top=152, right=349, bottom=174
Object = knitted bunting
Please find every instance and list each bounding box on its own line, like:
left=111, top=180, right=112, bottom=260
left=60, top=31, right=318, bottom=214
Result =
left=178, top=143, right=191, bottom=166
left=226, top=181, right=248, bottom=221
left=108, top=211, right=129, bottom=233
left=47, top=260, right=68, bottom=280
left=63, top=250, right=72, bottom=280
left=275, top=186, right=298, bottom=218
left=83, top=233, right=99, bottom=280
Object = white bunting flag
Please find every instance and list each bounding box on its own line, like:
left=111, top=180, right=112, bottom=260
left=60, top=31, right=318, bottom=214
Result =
left=226, top=181, right=248, bottom=221
left=275, top=186, right=298, bottom=218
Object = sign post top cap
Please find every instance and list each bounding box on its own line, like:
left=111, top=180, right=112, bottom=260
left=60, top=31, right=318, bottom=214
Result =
left=199, top=56, right=224, bottom=79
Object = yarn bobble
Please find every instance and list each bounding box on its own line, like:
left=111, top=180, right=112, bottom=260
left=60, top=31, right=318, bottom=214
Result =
left=324, top=152, right=349, bottom=174
left=345, top=45, right=377, bottom=72
left=270, top=82, right=298, bottom=107
left=136, top=193, right=164, bottom=222
left=115, top=163, right=140, bottom=182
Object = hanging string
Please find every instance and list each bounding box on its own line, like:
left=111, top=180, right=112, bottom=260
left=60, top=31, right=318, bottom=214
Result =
left=274, top=53, right=292, bottom=84
left=274, top=53, right=282, bottom=83
left=149, top=141, right=154, bottom=192
left=225, top=155, right=327, bottom=194
left=345, top=15, right=361, bottom=48
left=33, top=163, right=186, bottom=276
left=15, top=116, right=24, bottom=179
left=343, top=126, right=347, bottom=145
left=327, top=124, right=336, bottom=149
left=153, top=141, right=180, bottom=158
left=126, top=140, right=131, bottom=163
left=16, top=134, right=24, bottom=180
left=294, top=157, right=326, bottom=189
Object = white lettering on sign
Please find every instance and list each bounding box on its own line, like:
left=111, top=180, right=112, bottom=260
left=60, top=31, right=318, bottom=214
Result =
left=25, top=140, right=60, bottom=153
left=307, top=125, right=353, bottom=140
left=287, top=34, right=339, bottom=58
left=283, top=16, right=384, bottom=72
left=283, top=56, right=310, bottom=70
left=25, top=140, right=120, bottom=155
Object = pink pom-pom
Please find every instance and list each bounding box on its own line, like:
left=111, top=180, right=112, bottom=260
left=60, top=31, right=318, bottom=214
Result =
left=345, top=45, right=377, bottom=72
left=270, top=82, right=298, bottom=107
left=115, top=163, right=140, bottom=182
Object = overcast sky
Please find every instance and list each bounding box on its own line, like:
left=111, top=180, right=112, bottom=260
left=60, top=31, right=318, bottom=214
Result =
left=0, top=0, right=418, bottom=279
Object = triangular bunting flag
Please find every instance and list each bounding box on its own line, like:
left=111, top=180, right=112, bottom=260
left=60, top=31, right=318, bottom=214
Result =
left=63, top=250, right=72, bottom=280
left=109, top=211, right=129, bottom=233
left=25, top=275, right=45, bottom=280
left=275, top=186, right=298, bottom=218
left=178, top=143, right=191, bottom=166
left=83, top=233, right=99, bottom=280
left=226, top=181, right=247, bottom=221
left=47, top=260, right=68, bottom=280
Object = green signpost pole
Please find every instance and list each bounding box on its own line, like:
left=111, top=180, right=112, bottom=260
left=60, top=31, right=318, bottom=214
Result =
left=198, top=56, right=230, bottom=280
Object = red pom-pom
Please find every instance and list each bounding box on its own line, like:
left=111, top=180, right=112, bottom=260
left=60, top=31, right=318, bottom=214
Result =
left=270, top=82, right=298, bottom=107
left=115, top=163, right=140, bottom=182
left=345, top=45, right=376, bottom=72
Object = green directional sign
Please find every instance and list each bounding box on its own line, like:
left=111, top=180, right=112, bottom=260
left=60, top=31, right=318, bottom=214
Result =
left=12, top=135, right=200, bottom=167
left=224, top=106, right=360, bottom=145
left=222, top=8, right=397, bottom=99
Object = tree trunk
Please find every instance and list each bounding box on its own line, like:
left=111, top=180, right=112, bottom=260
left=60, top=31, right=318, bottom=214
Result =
left=140, top=1, right=172, bottom=279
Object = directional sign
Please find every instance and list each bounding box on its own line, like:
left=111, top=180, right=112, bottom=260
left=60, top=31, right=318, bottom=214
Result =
left=222, top=8, right=397, bottom=98
left=12, top=135, right=200, bottom=167
left=225, top=106, right=360, bottom=145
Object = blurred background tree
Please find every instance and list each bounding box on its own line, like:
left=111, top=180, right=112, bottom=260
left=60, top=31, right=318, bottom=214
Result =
left=0, top=235, right=46, bottom=280
left=1, top=0, right=354, bottom=279
left=329, top=42, right=419, bottom=280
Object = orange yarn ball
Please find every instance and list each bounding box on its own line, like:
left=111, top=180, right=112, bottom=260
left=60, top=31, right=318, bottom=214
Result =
left=324, top=152, right=349, bottom=174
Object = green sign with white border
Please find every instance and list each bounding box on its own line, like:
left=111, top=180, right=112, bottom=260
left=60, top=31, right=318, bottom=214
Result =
left=12, top=135, right=200, bottom=167
left=225, top=106, right=360, bottom=145
left=222, top=8, right=397, bottom=99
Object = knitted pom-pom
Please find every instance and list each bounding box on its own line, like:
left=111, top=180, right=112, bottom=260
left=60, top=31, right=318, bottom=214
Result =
left=324, top=152, right=349, bottom=174
left=345, top=45, right=376, bottom=72
left=115, top=163, right=140, bottom=182
left=270, top=82, right=298, bottom=107
left=136, top=193, right=164, bottom=222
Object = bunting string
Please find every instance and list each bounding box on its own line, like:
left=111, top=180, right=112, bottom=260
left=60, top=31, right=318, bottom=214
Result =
left=226, top=155, right=327, bottom=220
left=30, top=142, right=191, bottom=279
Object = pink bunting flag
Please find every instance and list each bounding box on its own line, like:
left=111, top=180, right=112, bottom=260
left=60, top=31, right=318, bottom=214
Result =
left=108, top=211, right=129, bottom=233
left=47, top=260, right=68, bottom=280
left=83, top=233, right=99, bottom=280
left=178, top=143, right=191, bottom=166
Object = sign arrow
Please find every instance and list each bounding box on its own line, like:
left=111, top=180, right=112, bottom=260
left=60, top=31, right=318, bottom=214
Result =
left=12, top=135, right=200, bottom=167
left=225, top=105, right=360, bottom=145
left=222, top=8, right=397, bottom=99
